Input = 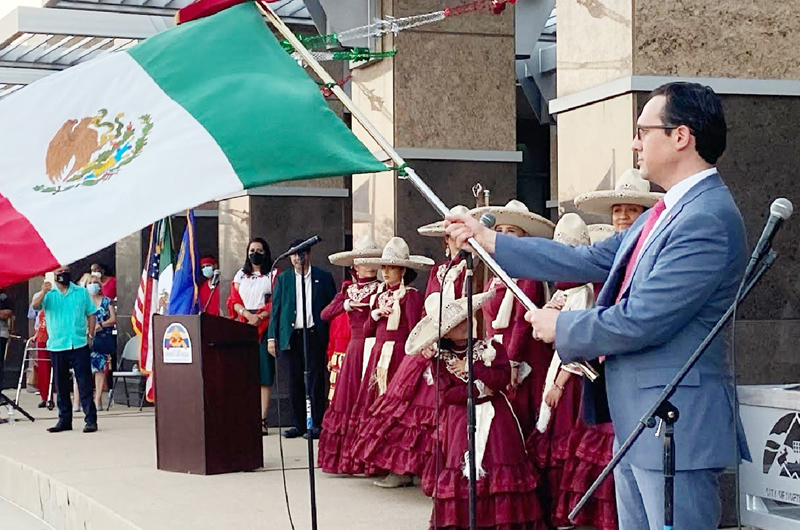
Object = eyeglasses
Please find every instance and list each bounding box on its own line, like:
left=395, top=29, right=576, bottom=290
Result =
left=636, top=125, right=678, bottom=140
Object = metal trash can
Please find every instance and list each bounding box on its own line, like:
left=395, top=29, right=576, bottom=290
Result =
left=739, top=384, right=800, bottom=529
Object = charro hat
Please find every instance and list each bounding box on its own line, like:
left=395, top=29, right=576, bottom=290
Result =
left=588, top=224, right=615, bottom=244
left=553, top=213, right=590, bottom=247
left=405, top=292, right=494, bottom=355
left=353, top=237, right=434, bottom=270
left=328, top=234, right=383, bottom=267
left=574, top=168, right=664, bottom=216
left=418, top=205, right=472, bottom=237
left=470, top=200, right=555, bottom=238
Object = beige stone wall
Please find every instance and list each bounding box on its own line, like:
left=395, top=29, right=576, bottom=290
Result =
left=635, top=1, right=800, bottom=78
left=556, top=0, right=633, bottom=96
left=555, top=94, right=636, bottom=206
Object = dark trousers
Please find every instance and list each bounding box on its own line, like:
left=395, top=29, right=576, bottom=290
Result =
left=52, top=346, right=97, bottom=425
left=284, top=328, right=327, bottom=433
left=0, top=337, right=6, bottom=390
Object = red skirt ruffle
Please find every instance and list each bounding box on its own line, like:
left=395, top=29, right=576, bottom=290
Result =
left=554, top=422, right=617, bottom=530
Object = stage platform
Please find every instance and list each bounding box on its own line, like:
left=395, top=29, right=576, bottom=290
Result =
left=0, top=392, right=431, bottom=530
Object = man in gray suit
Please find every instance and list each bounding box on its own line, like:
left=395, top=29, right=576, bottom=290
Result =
left=447, top=82, right=749, bottom=530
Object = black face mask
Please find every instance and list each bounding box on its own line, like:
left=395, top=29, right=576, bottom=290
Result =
left=56, top=272, right=71, bottom=285
left=249, top=252, right=265, bottom=266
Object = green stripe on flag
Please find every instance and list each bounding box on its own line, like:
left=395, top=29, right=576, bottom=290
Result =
left=127, top=3, right=387, bottom=187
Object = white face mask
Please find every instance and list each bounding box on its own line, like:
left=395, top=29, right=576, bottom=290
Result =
left=202, top=266, right=214, bottom=279
left=91, top=271, right=102, bottom=278
left=87, top=283, right=101, bottom=295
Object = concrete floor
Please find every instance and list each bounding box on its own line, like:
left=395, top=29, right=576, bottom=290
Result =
left=0, top=497, right=54, bottom=530
left=0, top=391, right=431, bottom=530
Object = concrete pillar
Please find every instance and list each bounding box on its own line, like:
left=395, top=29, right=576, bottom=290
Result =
left=350, top=0, right=520, bottom=270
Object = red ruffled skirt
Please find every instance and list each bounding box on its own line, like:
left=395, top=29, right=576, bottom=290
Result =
left=318, top=334, right=368, bottom=475
left=554, top=421, right=617, bottom=530
left=430, top=396, right=547, bottom=530
left=351, top=355, right=438, bottom=485
left=526, top=374, right=581, bottom=528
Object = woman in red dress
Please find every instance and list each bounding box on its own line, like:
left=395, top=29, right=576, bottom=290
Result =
left=473, top=200, right=555, bottom=437
left=317, top=235, right=382, bottom=475
left=343, top=237, right=432, bottom=476
left=407, top=293, right=547, bottom=530
left=354, top=208, right=470, bottom=489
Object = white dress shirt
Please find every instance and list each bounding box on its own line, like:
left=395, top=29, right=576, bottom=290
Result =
left=638, top=167, right=718, bottom=256
left=294, top=269, right=314, bottom=329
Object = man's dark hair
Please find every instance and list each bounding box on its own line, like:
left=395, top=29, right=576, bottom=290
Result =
left=290, top=238, right=311, bottom=257
left=648, top=82, right=727, bottom=164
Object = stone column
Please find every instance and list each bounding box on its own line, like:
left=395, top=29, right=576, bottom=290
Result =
left=350, top=0, right=520, bottom=269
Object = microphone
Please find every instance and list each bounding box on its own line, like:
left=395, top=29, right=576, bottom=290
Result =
left=456, top=212, right=496, bottom=260
left=744, top=198, right=792, bottom=281
left=278, top=235, right=322, bottom=260
left=211, top=269, right=220, bottom=287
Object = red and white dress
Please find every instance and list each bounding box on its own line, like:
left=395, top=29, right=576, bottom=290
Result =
left=343, top=282, right=424, bottom=476
left=317, top=276, right=380, bottom=475
left=428, top=339, right=547, bottom=530
left=352, top=260, right=466, bottom=487
left=482, top=276, right=553, bottom=437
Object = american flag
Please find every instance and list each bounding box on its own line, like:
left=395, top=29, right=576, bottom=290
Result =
left=132, top=220, right=163, bottom=402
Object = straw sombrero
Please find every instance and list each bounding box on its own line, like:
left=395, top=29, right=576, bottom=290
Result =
left=588, top=224, right=615, bottom=244
left=574, top=169, right=664, bottom=216
left=470, top=200, right=555, bottom=238
left=417, top=205, right=472, bottom=237
left=405, top=292, right=495, bottom=355
left=353, top=237, right=434, bottom=270
left=328, top=234, right=382, bottom=267
left=554, top=213, right=590, bottom=247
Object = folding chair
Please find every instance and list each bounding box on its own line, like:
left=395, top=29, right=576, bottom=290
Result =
left=108, top=336, right=146, bottom=411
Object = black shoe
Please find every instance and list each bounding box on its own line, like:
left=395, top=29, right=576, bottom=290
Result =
left=47, top=422, right=72, bottom=433
left=47, top=400, right=55, bottom=411
left=303, top=428, right=321, bottom=440
left=283, top=427, right=305, bottom=439
left=261, top=419, right=269, bottom=437
left=83, top=423, right=98, bottom=433
left=37, top=401, right=47, bottom=408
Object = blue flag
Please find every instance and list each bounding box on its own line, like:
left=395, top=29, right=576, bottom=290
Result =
left=167, top=210, right=200, bottom=315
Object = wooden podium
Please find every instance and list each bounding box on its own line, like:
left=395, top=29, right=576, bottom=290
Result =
left=153, top=313, right=263, bottom=475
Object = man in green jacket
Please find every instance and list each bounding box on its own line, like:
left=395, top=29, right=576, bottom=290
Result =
left=268, top=241, right=336, bottom=439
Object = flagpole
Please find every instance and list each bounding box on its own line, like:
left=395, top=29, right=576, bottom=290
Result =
left=256, top=0, right=599, bottom=382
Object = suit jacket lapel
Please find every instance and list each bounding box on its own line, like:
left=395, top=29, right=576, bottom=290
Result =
left=598, top=217, right=646, bottom=305
left=622, top=173, right=725, bottom=296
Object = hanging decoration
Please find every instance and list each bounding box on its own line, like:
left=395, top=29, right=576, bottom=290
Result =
left=280, top=0, right=516, bottom=51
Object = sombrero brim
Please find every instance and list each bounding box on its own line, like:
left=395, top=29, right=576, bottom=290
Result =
left=574, top=190, right=663, bottom=216
left=417, top=221, right=446, bottom=237
left=470, top=207, right=555, bottom=238
left=328, top=248, right=383, bottom=267
left=405, top=291, right=494, bottom=355
left=353, top=255, right=434, bottom=270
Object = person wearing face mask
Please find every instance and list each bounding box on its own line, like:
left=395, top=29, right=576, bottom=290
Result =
left=198, top=255, right=221, bottom=316
left=226, top=238, right=277, bottom=436
left=31, top=266, right=99, bottom=433
left=89, top=262, right=116, bottom=301
left=75, top=274, right=116, bottom=410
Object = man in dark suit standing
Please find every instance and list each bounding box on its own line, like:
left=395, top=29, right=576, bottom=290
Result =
left=268, top=240, right=337, bottom=440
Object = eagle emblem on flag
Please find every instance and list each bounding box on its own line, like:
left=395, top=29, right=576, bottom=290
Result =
left=35, top=109, right=154, bottom=194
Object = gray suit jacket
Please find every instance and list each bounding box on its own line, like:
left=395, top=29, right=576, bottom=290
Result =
left=495, top=173, right=751, bottom=471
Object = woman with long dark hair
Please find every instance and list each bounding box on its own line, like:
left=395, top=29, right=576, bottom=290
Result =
left=226, top=237, right=278, bottom=435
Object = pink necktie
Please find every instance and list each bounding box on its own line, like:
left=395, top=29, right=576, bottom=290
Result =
left=616, top=198, right=666, bottom=303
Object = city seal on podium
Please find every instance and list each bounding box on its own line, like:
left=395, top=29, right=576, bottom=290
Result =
left=163, top=323, right=193, bottom=364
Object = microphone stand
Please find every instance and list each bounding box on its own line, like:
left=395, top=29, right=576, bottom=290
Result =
left=569, top=248, right=779, bottom=526
left=298, top=252, right=318, bottom=530
left=464, top=254, right=477, bottom=530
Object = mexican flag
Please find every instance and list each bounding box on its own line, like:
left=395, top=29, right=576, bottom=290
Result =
left=0, top=2, right=387, bottom=287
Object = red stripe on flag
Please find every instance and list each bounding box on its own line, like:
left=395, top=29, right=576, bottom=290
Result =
left=0, top=191, right=59, bottom=287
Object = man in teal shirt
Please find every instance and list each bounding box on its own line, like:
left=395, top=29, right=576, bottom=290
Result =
left=32, top=265, right=98, bottom=433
